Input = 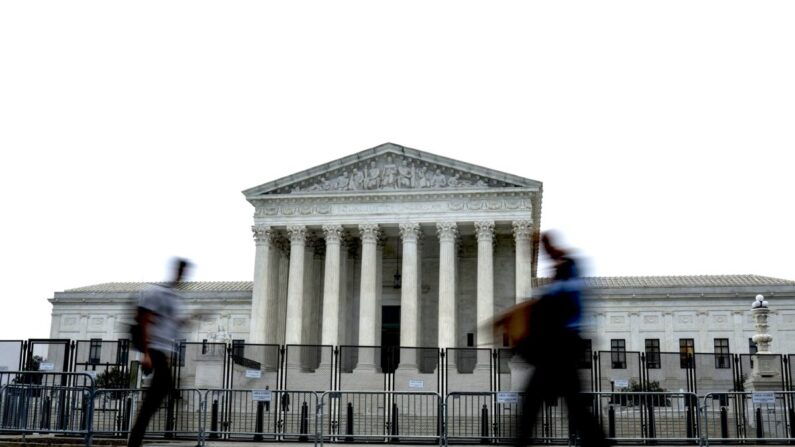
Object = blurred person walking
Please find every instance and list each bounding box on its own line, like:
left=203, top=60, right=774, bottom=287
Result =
left=128, top=258, right=191, bottom=447
left=500, top=232, right=607, bottom=447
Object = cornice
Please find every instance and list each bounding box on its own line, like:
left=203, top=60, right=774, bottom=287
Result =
left=252, top=188, right=536, bottom=206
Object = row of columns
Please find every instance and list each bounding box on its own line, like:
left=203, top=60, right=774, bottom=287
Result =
left=250, top=220, right=534, bottom=348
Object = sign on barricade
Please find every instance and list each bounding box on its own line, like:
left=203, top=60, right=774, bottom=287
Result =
left=251, top=389, right=272, bottom=401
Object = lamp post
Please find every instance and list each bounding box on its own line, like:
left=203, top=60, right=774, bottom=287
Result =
left=744, top=294, right=780, bottom=391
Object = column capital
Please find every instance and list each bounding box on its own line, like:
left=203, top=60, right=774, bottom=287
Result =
left=512, top=220, right=533, bottom=242
left=399, top=222, right=422, bottom=242
left=474, top=221, right=495, bottom=242
left=358, top=223, right=381, bottom=243
left=436, top=221, right=458, bottom=242
left=287, top=225, right=307, bottom=243
left=322, top=224, right=343, bottom=243
left=252, top=224, right=273, bottom=245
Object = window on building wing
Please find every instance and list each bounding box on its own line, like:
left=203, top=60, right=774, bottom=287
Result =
left=714, top=338, right=731, bottom=369
left=679, top=338, right=695, bottom=368
left=645, top=339, right=661, bottom=369
left=611, top=339, right=626, bottom=369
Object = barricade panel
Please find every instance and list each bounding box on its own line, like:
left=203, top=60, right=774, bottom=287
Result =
left=204, top=389, right=317, bottom=441
left=646, top=352, right=692, bottom=393
left=0, top=371, right=95, bottom=443
left=738, top=354, right=785, bottom=391
left=703, top=391, right=795, bottom=442
left=174, top=341, right=227, bottom=389
left=323, top=390, right=440, bottom=443
left=92, top=388, right=202, bottom=440
left=0, top=341, right=24, bottom=383
left=597, top=351, right=642, bottom=393
left=588, top=391, right=700, bottom=442
left=446, top=348, right=492, bottom=392
left=496, top=349, right=531, bottom=391
left=394, top=347, right=439, bottom=392
left=694, top=353, right=736, bottom=395
left=228, top=343, right=280, bottom=391
left=25, top=339, right=71, bottom=375
left=73, top=339, right=131, bottom=387
left=338, top=346, right=385, bottom=391
left=284, top=345, right=332, bottom=391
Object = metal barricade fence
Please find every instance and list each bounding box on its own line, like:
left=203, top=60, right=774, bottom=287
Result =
left=445, top=392, right=532, bottom=445
left=587, top=391, right=701, bottom=444
left=92, top=388, right=203, bottom=441
left=702, top=391, right=795, bottom=445
left=0, top=371, right=96, bottom=447
left=205, top=389, right=319, bottom=442
left=445, top=391, right=701, bottom=445
left=319, top=390, right=442, bottom=445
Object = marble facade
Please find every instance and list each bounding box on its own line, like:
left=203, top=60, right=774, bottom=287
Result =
left=243, top=143, right=542, bottom=349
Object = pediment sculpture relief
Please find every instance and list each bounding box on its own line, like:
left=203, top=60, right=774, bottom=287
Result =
left=271, top=155, right=517, bottom=194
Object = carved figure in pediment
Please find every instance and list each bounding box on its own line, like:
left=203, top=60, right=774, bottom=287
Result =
left=474, top=178, right=488, bottom=187
left=381, top=155, right=398, bottom=189
left=417, top=167, right=430, bottom=188
left=365, top=161, right=380, bottom=190
left=348, top=168, right=364, bottom=190
left=334, top=172, right=349, bottom=190
left=307, top=177, right=327, bottom=191
left=397, top=160, right=413, bottom=189
left=447, top=174, right=460, bottom=187
left=430, top=169, right=447, bottom=188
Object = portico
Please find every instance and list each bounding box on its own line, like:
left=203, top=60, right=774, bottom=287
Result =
left=244, top=143, right=543, bottom=350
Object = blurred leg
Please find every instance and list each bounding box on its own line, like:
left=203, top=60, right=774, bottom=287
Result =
left=516, top=366, right=549, bottom=447
left=128, top=351, right=173, bottom=447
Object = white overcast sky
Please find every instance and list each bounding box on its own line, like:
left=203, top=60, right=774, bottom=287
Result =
left=1, top=1, right=793, bottom=340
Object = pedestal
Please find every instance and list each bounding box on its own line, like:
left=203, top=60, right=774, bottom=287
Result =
left=744, top=354, right=782, bottom=391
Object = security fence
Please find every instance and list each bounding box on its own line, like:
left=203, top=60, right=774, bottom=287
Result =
left=0, top=371, right=96, bottom=447
left=8, top=338, right=795, bottom=394
left=319, top=390, right=442, bottom=444
left=4, top=338, right=795, bottom=444
left=4, top=379, right=795, bottom=445
left=702, top=391, right=795, bottom=444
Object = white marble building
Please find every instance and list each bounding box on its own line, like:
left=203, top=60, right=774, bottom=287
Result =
left=48, top=143, right=795, bottom=357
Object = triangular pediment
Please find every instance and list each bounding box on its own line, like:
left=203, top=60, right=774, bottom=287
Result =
left=243, top=143, right=542, bottom=197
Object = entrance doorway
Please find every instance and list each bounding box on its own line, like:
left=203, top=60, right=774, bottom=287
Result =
left=381, top=306, right=400, bottom=373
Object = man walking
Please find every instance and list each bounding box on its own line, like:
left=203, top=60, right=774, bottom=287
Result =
left=513, top=232, right=607, bottom=447
left=128, top=258, right=191, bottom=447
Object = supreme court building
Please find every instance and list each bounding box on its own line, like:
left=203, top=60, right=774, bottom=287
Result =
left=48, top=143, right=795, bottom=361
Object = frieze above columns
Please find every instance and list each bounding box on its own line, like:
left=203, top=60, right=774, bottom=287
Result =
left=252, top=191, right=536, bottom=226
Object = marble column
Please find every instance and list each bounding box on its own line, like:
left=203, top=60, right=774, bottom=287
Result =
left=358, top=224, right=380, bottom=347
left=399, top=223, right=421, bottom=351
left=375, top=237, right=385, bottom=347
left=437, top=222, right=458, bottom=349
left=249, top=225, right=274, bottom=344
left=285, top=225, right=307, bottom=345
left=512, top=220, right=533, bottom=302
left=301, top=236, right=317, bottom=346
left=321, top=224, right=343, bottom=346
left=475, top=221, right=495, bottom=347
